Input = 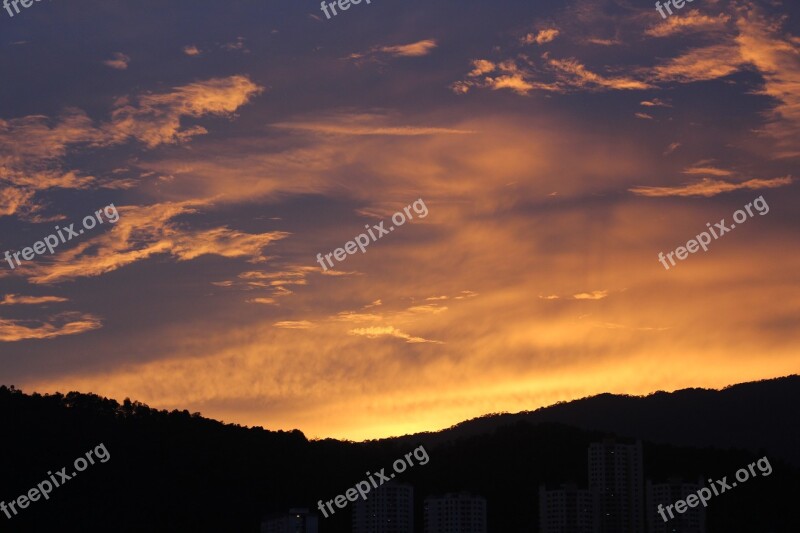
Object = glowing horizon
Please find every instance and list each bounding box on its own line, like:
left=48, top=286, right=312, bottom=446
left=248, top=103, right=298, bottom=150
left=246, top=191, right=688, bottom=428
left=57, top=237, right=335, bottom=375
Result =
left=1, top=0, right=798, bottom=443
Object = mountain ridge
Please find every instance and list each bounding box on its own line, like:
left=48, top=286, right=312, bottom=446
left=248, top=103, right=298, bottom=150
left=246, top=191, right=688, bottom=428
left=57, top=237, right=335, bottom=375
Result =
left=1, top=375, right=798, bottom=531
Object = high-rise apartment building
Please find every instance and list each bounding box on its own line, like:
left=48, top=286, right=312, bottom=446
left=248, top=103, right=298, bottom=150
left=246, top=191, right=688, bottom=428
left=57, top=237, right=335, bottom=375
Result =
left=261, top=507, right=319, bottom=533
left=424, top=492, right=487, bottom=533
left=646, top=479, right=706, bottom=533
left=539, top=483, right=600, bottom=533
left=588, top=440, right=644, bottom=533
left=352, top=482, right=414, bottom=533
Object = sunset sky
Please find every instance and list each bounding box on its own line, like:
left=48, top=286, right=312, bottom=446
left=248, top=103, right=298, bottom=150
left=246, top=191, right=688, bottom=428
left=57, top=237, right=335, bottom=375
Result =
left=0, top=0, right=798, bottom=440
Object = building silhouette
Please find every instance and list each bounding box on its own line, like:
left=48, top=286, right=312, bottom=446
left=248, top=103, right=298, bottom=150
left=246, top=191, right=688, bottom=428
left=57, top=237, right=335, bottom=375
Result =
left=646, top=479, right=706, bottom=533
left=261, top=507, right=319, bottom=533
left=588, top=440, right=644, bottom=533
left=424, top=492, right=487, bottom=533
left=539, top=483, right=599, bottom=533
left=352, top=482, right=414, bottom=533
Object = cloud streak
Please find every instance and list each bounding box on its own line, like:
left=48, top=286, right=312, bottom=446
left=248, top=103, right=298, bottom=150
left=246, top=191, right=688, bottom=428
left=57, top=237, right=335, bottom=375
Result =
left=103, top=52, right=130, bottom=70
left=0, top=313, right=101, bottom=342
left=0, top=294, right=68, bottom=306
left=630, top=177, right=793, bottom=197
left=22, top=202, right=288, bottom=284
left=0, top=75, right=263, bottom=219
left=349, top=326, right=442, bottom=344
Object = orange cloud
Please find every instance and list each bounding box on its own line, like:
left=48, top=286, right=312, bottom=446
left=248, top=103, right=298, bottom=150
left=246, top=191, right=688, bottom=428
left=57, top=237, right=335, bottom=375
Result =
left=468, top=59, right=496, bottom=77
left=548, top=58, right=652, bottom=91
left=456, top=55, right=652, bottom=95
left=646, top=11, right=730, bottom=37
left=650, top=43, right=742, bottom=83
left=0, top=109, right=105, bottom=174
left=274, top=321, right=315, bottom=329
left=19, top=193, right=800, bottom=439
left=0, top=187, right=35, bottom=217
left=348, top=39, right=438, bottom=62
left=0, top=76, right=263, bottom=218
left=22, top=202, right=288, bottom=284
left=334, top=311, right=384, bottom=323
left=640, top=98, right=671, bottom=107
left=378, top=39, right=438, bottom=57
left=523, top=29, right=560, bottom=45
left=104, top=75, right=263, bottom=147
left=247, top=297, right=277, bottom=305
left=6, top=0, right=799, bottom=447
left=573, top=290, right=609, bottom=300
left=735, top=6, right=800, bottom=157
left=584, top=38, right=622, bottom=46
left=215, top=266, right=318, bottom=304
left=406, top=304, right=448, bottom=315
left=629, top=176, right=793, bottom=197
left=349, top=326, right=442, bottom=344
left=682, top=165, right=735, bottom=177
left=0, top=312, right=101, bottom=342
left=272, top=113, right=473, bottom=136
left=0, top=294, right=68, bottom=306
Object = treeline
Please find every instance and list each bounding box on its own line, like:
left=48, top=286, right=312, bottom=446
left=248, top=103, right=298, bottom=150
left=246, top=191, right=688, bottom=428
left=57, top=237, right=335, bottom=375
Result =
left=0, top=384, right=798, bottom=532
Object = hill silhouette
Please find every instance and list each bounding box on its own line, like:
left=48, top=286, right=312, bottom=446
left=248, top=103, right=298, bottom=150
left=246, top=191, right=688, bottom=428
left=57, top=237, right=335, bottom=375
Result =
left=0, top=375, right=798, bottom=532
left=395, top=374, right=800, bottom=466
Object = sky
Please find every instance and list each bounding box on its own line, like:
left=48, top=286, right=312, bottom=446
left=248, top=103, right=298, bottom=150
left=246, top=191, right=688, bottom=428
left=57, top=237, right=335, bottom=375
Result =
left=0, top=0, right=798, bottom=441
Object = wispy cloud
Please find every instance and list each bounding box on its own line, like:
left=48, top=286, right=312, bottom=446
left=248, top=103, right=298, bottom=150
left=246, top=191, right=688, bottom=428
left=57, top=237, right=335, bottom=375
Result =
left=584, top=38, right=622, bottom=46
left=348, top=39, right=438, bottom=62
left=548, top=58, right=652, bottom=91
left=103, top=52, right=130, bottom=70
left=735, top=6, right=800, bottom=157
left=646, top=11, right=730, bottom=38
left=378, top=39, right=437, bottom=57
left=272, top=113, right=473, bottom=136
left=0, top=76, right=263, bottom=218
left=219, top=266, right=317, bottom=304
left=453, top=60, right=545, bottom=95
left=273, top=321, right=315, bottom=329
left=221, top=37, right=248, bottom=52
left=0, top=294, right=68, bottom=306
left=573, top=290, right=609, bottom=300
left=682, top=165, right=735, bottom=177
left=630, top=176, right=793, bottom=197
left=406, top=304, right=448, bottom=315
left=247, top=297, right=277, bottom=305
left=0, top=312, right=101, bottom=342
left=468, top=59, right=496, bottom=77
left=22, top=202, right=288, bottom=284
left=593, top=322, right=671, bottom=332
left=334, top=311, right=384, bottom=323
left=663, top=142, right=681, bottom=155
left=523, top=28, right=560, bottom=45
left=349, top=326, right=442, bottom=344
left=457, top=55, right=652, bottom=95
left=650, top=43, right=743, bottom=83
left=104, top=75, right=263, bottom=147
left=640, top=98, right=671, bottom=108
